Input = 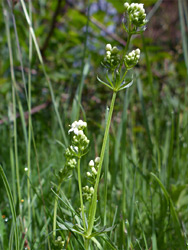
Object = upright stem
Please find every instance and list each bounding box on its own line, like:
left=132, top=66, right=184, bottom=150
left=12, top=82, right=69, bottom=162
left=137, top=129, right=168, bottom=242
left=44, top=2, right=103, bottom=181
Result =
left=77, top=158, right=86, bottom=231
left=84, top=238, right=90, bottom=250
left=27, top=0, right=32, bottom=241
left=124, top=33, right=131, bottom=54
left=53, top=182, right=62, bottom=239
left=87, top=91, right=117, bottom=237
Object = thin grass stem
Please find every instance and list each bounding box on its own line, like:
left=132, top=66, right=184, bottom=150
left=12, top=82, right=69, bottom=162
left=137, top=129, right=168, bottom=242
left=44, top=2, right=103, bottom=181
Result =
left=53, top=182, right=62, bottom=240
left=0, top=166, right=20, bottom=250
left=4, top=6, right=22, bottom=209
left=19, top=0, right=68, bottom=146
left=26, top=0, right=33, bottom=242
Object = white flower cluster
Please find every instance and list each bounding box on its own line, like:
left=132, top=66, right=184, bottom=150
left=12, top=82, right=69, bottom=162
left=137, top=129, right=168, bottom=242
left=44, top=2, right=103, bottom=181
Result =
left=124, top=48, right=140, bottom=68
left=64, top=147, right=78, bottom=168
left=68, top=120, right=89, bottom=154
left=124, top=2, right=147, bottom=27
left=57, top=120, right=89, bottom=182
left=67, top=158, right=77, bottom=169
left=104, top=44, right=120, bottom=69
left=83, top=157, right=100, bottom=201
left=68, top=120, right=87, bottom=135
left=86, top=157, right=100, bottom=178
left=106, top=44, right=119, bottom=59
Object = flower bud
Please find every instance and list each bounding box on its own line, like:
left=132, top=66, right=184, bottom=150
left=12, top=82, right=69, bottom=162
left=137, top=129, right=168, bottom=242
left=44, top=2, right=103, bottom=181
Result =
left=57, top=236, right=62, bottom=242
left=111, top=46, right=119, bottom=54
left=84, top=186, right=89, bottom=191
left=89, top=160, right=94, bottom=167
left=87, top=171, right=92, bottom=177
left=91, top=167, right=97, bottom=175
left=124, top=2, right=129, bottom=9
left=125, top=48, right=141, bottom=68
left=124, top=2, right=147, bottom=28
left=106, top=43, right=112, bottom=51
left=95, top=157, right=100, bottom=163
left=90, top=187, right=94, bottom=194
left=135, top=48, right=140, bottom=55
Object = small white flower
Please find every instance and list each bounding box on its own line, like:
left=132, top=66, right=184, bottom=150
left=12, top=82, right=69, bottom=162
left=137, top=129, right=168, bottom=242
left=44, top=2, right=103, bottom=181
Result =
left=135, top=48, right=140, bottom=55
left=24, top=167, right=28, bottom=171
left=74, top=127, right=79, bottom=135
left=89, top=160, right=94, bottom=167
left=87, top=172, right=92, bottom=177
left=140, top=8, right=145, bottom=14
left=139, top=4, right=144, bottom=10
left=68, top=120, right=87, bottom=134
left=77, top=120, right=87, bottom=128
left=106, top=43, right=112, bottom=51
left=124, top=2, right=129, bottom=9
left=95, top=157, right=100, bottom=163
left=106, top=51, right=111, bottom=56
left=90, top=187, right=94, bottom=194
left=91, top=167, right=97, bottom=175
left=77, top=130, right=84, bottom=136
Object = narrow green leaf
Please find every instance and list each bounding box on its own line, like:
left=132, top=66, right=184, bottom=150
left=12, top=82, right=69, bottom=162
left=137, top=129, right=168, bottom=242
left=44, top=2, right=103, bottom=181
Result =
left=91, top=237, right=103, bottom=249
left=0, top=166, right=19, bottom=250
left=118, top=78, right=134, bottom=91
left=57, top=221, right=84, bottom=236
left=90, top=225, right=116, bottom=238
left=101, top=234, right=117, bottom=250
left=97, top=76, right=114, bottom=90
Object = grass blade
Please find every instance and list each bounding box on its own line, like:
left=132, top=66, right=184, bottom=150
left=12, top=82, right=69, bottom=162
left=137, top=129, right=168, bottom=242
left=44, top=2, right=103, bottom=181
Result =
left=0, top=166, right=20, bottom=250
left=19, top=0, right=68, bottom=146
left=151, top=172, right=186, bottom=249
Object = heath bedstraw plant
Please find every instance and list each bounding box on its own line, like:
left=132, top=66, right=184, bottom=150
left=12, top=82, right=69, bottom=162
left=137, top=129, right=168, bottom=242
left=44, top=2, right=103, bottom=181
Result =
left=53, top=120, right=89, bottom=242
left=85, top=2, right=148, bottom=247
left=53, top=2, right=148, bottom=249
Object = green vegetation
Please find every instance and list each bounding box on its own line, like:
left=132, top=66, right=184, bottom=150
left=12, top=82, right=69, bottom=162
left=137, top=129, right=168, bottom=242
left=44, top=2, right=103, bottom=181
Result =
left=0, top=0, right=188, bottom=249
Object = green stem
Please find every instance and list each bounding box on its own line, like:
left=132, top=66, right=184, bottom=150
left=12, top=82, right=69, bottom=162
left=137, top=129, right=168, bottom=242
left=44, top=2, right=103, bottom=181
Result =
left=77, top=158, right=86, bottom=231
left=124, top=33, right=131, bottom=54
left=87, top=91, right=117, bottom=237
left=84, top=238, right=90, bottom=250
left=27, top=0, right=32, bottom=241
left=121, top=69, right=128, bottom=82
left=53, top=182, right=62, bottom=239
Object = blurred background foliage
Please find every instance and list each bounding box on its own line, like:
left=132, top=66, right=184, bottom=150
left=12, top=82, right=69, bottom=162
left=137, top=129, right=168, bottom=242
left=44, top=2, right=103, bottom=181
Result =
left=0, top=0, right=188, bottom=249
